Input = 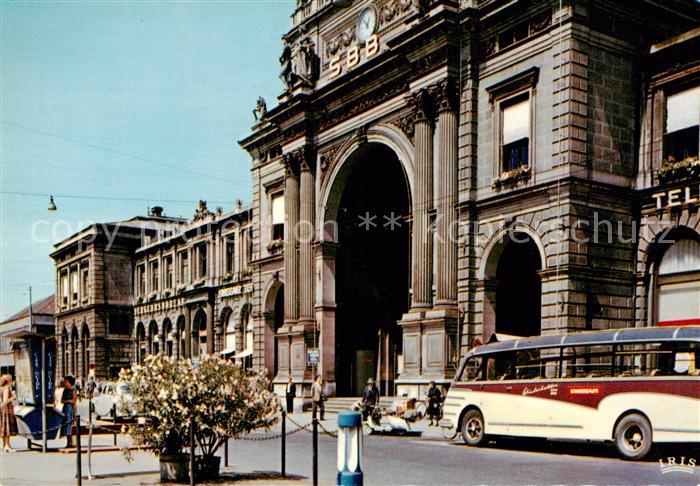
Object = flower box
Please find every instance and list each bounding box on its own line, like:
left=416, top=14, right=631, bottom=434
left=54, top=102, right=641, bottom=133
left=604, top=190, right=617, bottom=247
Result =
left=492, top=166, right=531, bottom=191
left=657, top=156, right=700, bottom=184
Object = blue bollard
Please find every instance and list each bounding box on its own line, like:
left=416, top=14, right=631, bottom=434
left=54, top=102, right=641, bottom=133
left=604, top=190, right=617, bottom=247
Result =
left=337, top=411, right=363, bottom=486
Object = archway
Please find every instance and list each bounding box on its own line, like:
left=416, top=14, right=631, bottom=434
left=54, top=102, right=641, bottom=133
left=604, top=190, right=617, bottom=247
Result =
left=192, top=309, right=207, bottom=357
left=162, top=318, right=173, bottom=357
left=61, top=328, right=68, bottom=376
left=81, top=323, right=90, bottom=380
left=327, top=143, right=411, bottom=396
left=175, top=315, right=185, bottom=359
left=71, top=326, right=79, bottom=376
left=240, top=305, right=254, bottom=370
left=148, top=320, right=159, bottom=355
left=483, top=230, right=543, bottom=338
left=135, top=322, right=146, bottom=364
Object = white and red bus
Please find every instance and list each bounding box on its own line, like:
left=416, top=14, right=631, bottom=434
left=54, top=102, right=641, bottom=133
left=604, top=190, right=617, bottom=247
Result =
left=440, top=326, right=700, bottom=460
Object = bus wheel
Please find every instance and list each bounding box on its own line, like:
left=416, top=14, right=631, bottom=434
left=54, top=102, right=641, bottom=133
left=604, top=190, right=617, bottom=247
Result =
left=614, top=414, right=652, bottom=461
left=461, top=409, right=486, bottom=447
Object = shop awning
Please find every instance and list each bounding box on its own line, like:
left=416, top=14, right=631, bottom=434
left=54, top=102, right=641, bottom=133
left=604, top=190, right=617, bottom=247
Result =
left=233, top=349, right=253, bottom=359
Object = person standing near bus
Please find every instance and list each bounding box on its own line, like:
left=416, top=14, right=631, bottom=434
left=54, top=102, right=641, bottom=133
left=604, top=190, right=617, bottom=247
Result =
left=0, top=374, right=16, bottom=452
left=60, top=376, right=78, bottom=448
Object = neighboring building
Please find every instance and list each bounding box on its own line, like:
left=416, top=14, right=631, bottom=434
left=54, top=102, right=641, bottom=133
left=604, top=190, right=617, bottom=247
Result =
left=239, top=0, right=699, bottom=398
left=51, top=209, right=187, bottom=381
left=0, top=295, right=55, bottom=376
left=132, top=203, right=254, bottom=367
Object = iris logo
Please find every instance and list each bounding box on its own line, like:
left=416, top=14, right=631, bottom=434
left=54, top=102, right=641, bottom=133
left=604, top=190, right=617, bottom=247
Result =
left=658, top=456, right=696, bottom=475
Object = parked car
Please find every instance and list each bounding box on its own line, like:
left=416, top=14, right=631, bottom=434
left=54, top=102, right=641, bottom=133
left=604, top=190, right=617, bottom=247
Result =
left=76, top=381, right=135, bottom=421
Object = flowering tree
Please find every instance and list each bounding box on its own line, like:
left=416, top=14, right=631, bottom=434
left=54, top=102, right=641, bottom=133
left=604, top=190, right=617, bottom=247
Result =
left=120, top=355, right=279, bottom=458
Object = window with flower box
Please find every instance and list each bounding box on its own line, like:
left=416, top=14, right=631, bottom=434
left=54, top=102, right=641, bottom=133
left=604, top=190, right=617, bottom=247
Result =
left=664, top=85, right=699, bottom=163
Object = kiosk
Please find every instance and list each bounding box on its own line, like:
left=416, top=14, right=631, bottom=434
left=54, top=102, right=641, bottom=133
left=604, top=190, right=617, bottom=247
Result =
left=11, top=332, right=63, bottom=445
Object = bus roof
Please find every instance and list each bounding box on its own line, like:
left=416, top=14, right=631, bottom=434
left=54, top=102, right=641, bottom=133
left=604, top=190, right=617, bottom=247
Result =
left=467, top=326, right=700, bottom=357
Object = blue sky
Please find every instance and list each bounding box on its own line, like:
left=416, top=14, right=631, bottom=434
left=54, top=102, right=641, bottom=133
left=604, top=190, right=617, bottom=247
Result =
left=0, top=0, right=292, bottom=319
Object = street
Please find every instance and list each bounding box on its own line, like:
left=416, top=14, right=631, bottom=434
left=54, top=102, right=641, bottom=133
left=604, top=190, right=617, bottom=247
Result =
left=1, top=414, right=697, bottom=485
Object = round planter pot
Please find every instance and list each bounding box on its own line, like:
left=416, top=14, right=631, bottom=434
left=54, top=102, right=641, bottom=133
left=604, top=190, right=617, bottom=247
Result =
left=159, top=454, right=189, bottom=483
left=195, top=455, right=221, bottom=480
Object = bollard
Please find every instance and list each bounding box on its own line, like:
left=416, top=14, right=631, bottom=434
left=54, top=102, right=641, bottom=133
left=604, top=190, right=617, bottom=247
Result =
left=75, top=416, right=82, bottom=486
left=312, top=406, right=318, bottom=486
left=189, top=416, right=196, bottom=486
left=112, top=404, right=118, bottom=445
left=281, top=409, right=286, bottom=477
left=337, top=411, right=363, bottom=486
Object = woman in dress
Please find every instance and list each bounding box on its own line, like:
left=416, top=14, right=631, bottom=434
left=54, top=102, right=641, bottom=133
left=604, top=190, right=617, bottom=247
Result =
left=1, top=374, right=16, bottom=452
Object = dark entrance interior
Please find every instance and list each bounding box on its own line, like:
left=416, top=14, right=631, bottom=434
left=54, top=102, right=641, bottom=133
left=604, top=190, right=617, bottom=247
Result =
left=335, top=144, right=410, bottom=396
left=273, top=285, right=284, bottom=376
left=495, top=235, right=542, bottom=337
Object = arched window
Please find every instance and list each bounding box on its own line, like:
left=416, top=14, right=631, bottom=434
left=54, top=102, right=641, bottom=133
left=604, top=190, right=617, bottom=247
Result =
left=657, top=238, right=700, bottom=326
left=241, top=305, right=253, bottom=370
left=192, top=310, right=207, bottom=357
left=175, top=315, right=185, bottom=359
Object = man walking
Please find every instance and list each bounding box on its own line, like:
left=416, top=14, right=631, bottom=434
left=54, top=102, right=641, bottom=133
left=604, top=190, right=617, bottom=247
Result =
left=361, top=378, right=380, bottom=421
left=285, top=376, right=296, bottom=414
left=311, top=375, right=325, bottom=421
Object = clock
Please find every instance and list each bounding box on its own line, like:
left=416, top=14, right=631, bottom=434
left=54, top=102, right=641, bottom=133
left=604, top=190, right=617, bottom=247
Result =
left=356, top=7, right=377, bottom=44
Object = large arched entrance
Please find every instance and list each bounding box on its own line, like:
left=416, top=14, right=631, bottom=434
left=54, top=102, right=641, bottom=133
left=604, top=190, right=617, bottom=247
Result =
left=483, top=230, right=543, bottom=338
left=329, top=143, right=411, bottom=396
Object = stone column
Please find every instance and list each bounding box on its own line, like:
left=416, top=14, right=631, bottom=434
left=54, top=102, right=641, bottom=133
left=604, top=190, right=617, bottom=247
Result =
left=410, top=88, right=434, bottom=311
left=299, top=149, right=315, bottom=325
left=184, top=306, right=192, bottom=358
left=206, top=299, right=214, bottom=355
left=283, top=152, right=300, bottom=325
left=434, top=79, right=458, bottom=309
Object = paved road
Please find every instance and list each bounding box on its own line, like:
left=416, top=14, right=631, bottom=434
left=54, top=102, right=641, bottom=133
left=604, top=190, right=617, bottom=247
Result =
left=1, top=418, right=698, bottom=485
left=233, top=424, right=699, bottom=485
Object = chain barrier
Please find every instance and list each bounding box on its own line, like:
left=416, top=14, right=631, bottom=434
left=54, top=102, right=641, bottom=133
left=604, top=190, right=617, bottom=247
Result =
left=237, top=416, right=312, bottom=441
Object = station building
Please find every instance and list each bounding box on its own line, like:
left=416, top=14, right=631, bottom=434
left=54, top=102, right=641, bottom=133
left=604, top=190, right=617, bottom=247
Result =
left=239, top=0, right=699, bottom=398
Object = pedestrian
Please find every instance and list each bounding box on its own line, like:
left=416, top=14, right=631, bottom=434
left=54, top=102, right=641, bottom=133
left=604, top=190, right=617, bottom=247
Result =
left=311, top=375, right=325, bottom=421
left=0, top=374, right=16, bottom=452
left=361, top=378, right=379, bottom=421
left=426, top=380, right=442, bottom=426
left=60, top=376, right=78, bottom=449
left=285, top=376, right=296, bottom=414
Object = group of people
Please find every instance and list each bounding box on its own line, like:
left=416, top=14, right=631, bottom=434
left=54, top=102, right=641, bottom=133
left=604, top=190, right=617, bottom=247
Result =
left=283, top=375, right=444, bottom=426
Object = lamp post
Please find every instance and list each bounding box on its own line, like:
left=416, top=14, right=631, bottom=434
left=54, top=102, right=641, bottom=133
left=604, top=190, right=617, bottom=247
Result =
left=337, top=411, right=363, bottom=486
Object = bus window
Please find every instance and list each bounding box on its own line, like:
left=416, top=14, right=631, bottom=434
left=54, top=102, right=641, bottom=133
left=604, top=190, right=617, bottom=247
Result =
left=487, top=352, right=515, bottom=381
left=616, top=343, right=672, bottom=377
left=457, top=356, right=484, bottom=381
left=515, top=350, right=542, bottom=380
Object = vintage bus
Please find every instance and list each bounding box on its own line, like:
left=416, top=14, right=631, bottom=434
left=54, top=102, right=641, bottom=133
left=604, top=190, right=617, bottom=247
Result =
left=440, top=326, right=700, bottom=460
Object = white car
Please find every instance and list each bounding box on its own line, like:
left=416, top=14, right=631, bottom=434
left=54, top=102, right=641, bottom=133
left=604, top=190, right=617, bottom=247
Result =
left=80, top=382, right=135, bottom=420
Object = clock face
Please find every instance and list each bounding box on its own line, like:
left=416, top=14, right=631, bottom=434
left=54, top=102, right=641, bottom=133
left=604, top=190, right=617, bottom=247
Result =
left=356, top=8, right=377, bottom=44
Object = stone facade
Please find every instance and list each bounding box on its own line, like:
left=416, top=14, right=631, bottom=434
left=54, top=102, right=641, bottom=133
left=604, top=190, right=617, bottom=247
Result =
left=52, top=213, right=185, bottom=381
left=240, top=0, right=699, bottom=398
left=132, top=204, right=254, bottom=366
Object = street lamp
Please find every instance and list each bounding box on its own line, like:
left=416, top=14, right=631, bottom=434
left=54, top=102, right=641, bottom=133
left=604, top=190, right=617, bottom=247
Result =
left=48, top=195, right=57, bottom=212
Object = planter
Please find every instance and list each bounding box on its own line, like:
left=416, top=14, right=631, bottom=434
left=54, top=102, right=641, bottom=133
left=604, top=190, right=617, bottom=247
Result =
left=195, top=455, right=221, bottom=480
left=159, top=453, right=189, bottom=483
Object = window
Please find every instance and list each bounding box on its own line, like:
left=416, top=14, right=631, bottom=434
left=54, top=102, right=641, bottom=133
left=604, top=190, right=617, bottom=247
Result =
left=271, top=194, right=284, bottom=240
left=81, top=265, right=89, bottom=302
left=164, top=255, right=173, bottom=289
left=664, top=86, right=699, bottom=163
left=502, top=96, right=530, bottom=172
left=179, top=251, right=189, bottom=283
left=61, top=272, right=69, bottom=305
left=150, top=260, right=159, bottom=292
left=108, top=315, right=131, bottom=335
left=137, top=264, right=146, bottom=295
left=71, top=269, right=79, bottom=301
left=657, top=239, right=700, bottom=325
left=197, top=244, right=207, bottom=279
left=225, top=237, right=236, bottom=274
